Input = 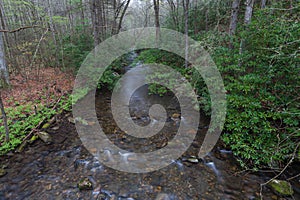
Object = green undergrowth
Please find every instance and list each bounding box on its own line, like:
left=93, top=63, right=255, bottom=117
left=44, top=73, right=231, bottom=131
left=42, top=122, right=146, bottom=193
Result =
left=135, top=7, right=300, bottom=169
left=0, top=95, right=72, bottom=155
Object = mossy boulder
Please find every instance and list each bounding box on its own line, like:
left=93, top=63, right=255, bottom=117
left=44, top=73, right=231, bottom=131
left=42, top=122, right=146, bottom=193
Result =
left=268, top=179, right=294, bottom=196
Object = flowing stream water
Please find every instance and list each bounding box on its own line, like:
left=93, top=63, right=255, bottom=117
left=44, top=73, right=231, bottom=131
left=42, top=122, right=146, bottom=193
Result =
left=0, top=53, right=299, bottom=200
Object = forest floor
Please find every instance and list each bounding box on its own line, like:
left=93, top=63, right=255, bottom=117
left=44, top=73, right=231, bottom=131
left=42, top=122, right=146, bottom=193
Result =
left=2, top=68, right=75, bottom=108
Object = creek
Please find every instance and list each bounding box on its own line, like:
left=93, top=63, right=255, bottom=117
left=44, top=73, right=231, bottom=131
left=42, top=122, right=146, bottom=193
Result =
left=0, top=53, right=299, bottom=200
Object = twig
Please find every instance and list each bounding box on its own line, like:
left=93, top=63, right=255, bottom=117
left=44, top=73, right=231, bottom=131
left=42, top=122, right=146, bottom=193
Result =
left=259, top=142, right=300, bottom=200
left=287, top=173, right=300, bottom=181
left=21, top=94, right=65, bottom=143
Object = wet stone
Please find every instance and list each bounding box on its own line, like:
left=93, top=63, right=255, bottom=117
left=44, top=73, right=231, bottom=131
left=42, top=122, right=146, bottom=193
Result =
left=37, top=132, right=52, bottom=144
left=68, top=117, right=75, bottom=124
left=52, top=126, right=60, bottom=131
left=186, top=156, right=199, bottom=164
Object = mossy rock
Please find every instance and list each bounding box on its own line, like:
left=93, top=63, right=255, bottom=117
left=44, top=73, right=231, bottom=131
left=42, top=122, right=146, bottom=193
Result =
left=0, top=169, right=7, bottom=178
left=42, top=123, right=51, bottom=129
left=78, top=178, right=93, bottom=191
left=28, top=135, right=39, bottom=144
left=268, top=179, right=294, bottom=196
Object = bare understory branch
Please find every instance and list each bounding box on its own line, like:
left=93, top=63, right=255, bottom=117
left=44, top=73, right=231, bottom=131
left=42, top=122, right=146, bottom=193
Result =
left=0, top=25, right=46, bottom=33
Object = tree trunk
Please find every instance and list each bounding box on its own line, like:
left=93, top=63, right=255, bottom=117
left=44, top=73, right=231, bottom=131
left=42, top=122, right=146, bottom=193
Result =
left=47, top=0, right=59, bottom=67
left=229, top=0, right=241, bottom=36
left=0, top=32, right=10, bottom=142
left=153, top=0, right=160, bottom=45
left=0, top=32, right=9, bottom=87
left=81, top=0, right=86, bottom=31
left=167, top=0, right=179, bottom=31
left=229, top=0, right=241, bottom=49
left=183, top=0, right=189, bottom=68
left=239, top=0, right=255, bottom=64
left=261, top=0, right=267, bottom=8
left=0, top=90, right=9, bottom=142
left=112, top=0, right=117, bottom=35
left=0, top=0, right=11, bottom=63
left=244, top=0, right=255, bottom=25
left=193, top=0, right=198, bottom=34
left=101, top=0, right=106, bottom=39
left=90, top=0, right=100, bottom=47
left=205, top=8, right=209, bottom=31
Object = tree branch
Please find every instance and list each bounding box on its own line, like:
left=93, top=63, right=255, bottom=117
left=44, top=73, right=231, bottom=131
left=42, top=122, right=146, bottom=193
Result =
left=0, top=25, right=45, bottom=33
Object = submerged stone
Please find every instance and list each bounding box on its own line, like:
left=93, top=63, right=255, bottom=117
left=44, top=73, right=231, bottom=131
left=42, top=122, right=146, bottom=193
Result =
left=268, top=179, right=294, bottom=196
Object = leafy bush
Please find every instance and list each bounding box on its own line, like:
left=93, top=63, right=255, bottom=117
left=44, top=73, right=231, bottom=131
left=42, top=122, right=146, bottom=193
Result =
left=214, top=7, right=299, bottom=168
